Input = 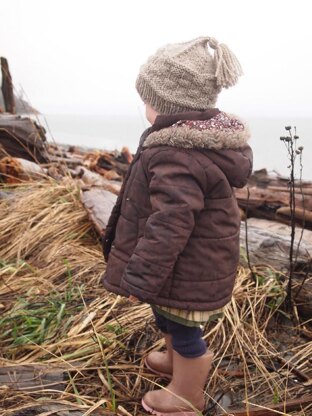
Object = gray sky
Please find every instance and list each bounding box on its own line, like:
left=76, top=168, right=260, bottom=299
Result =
left=1, top=0, right=312, bottom=117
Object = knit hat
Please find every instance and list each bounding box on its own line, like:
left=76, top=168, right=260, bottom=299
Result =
left=136, top=36, right=243, bottom=114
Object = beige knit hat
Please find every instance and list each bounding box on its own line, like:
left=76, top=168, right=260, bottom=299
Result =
left=136, top=36, right=243, bottom=114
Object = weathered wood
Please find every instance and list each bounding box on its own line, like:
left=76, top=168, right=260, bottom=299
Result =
left=9, top=403, right=112, bottom=416
left=0, top=114, right=50, bottom=163
left=276, top=206, right=312, bottom=229
left=268, top=185, right=312, bottom=196
left=47, top=154, right=84, bottom=167
left=240, top=218, right=312, bottom=272
left=229, top=394, right=312, bottom=415
left=235, top=186, right=312, bottom=228
left=274, top=354, right=311, bottom=383
left=1, top=57, right=15, bottom=113
left=0, top=156, right=47, bottom=183
left=235, top=169, right=312, bottom=229
left=121, top=146, right=133, bottom=164
left=80, top=188, right=117, bottom=236
left=235, top=186, right=306, bottom=210
left=53, top=145, right=132, bottom=181
left=0, top=364, right=65, bottom=392
left=85, top=152, right=129, bottom=180
left=71, top=166, right=121, bottom=194
left=248, top=168, right=312, bottom=189
left=241, top=218, right=312, bottom=318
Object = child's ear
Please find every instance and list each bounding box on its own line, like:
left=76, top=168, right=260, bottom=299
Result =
left=145, top=103, right=159, bottom=124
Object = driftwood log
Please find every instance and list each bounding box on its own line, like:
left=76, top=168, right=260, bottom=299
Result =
left=0, top=57, right=15, bottom=114
left=241, top=218, right=312, bottom=319
left=0, top=156, right=47, bottom=183
left=247, top=168, right=312, bottom=189
left=47, top=154, right=84, bottom=168
left=235, top=186, right=312, bottom=228
left=71, top=166, right=121, bottom=194
left=87, top=152, right=130, bottom=180
left=276, top=206, right=312, bottom=226
left=240, top=218, right=312, bottom=271
left=0, top=114, right=50, bottom=163
left=46, top=143, right=132, bottom=182
left=80, top=187, right=117, bottom=236
left=237, top=169, right=312, bottom=224
left=229, top=394, right=312, bottom=415
left=0, top=364, right=65, bottom=392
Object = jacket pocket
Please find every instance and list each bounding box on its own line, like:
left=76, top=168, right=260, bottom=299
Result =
left=103, top=251, right=127, bottom=287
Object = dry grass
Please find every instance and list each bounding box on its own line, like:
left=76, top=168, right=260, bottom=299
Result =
left=0, top=177, right=311, bottom=416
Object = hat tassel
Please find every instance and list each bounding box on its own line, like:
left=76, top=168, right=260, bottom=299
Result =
left=208, top=38, right=243, bottom=88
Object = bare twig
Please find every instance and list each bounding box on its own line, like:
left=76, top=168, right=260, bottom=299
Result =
left=244, top=186, right=256, bottom=282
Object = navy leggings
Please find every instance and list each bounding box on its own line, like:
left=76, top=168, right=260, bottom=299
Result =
left=152, top=308, right=207, bottom=358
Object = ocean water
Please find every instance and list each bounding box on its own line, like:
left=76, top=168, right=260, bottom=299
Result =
left=42, top=114, right=312, bottom=180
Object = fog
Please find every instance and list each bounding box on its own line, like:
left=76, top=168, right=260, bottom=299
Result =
left=1, top=0, right=312, bottom=118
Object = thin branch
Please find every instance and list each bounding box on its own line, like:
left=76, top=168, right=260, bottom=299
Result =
left=244, top=186, right=255, bottom=282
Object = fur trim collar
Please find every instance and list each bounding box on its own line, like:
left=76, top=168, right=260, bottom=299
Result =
left=143, top=112, right=250, bottom=150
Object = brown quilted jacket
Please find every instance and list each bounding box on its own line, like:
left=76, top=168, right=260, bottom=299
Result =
left=101, top=109, right=253, bottom=311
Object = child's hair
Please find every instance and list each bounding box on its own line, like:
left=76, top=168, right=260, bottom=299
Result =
left=136, top=36, right=243, bottom=115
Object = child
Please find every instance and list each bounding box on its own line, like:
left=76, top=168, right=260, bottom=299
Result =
left=102, top=36, right=253, bottom=415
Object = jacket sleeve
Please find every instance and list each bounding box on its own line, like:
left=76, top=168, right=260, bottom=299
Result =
left=120, top=148, right=205, bottom=302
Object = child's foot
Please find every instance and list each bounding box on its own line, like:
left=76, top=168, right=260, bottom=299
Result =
left=142, top=350, right=213, bottom=416
left=142, top=386, right=204, bottom=415
left=144, top=333, right=173, bottom=378
left=144, top=351, right=173, bottom=379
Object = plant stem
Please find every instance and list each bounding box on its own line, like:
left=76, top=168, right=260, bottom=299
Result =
left=286, top=129, right=296, bottom=311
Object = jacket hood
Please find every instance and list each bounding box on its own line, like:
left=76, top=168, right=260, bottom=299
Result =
left=205, top=146, right=253, bottom=188
left=143, top=110, right=252, bottom=188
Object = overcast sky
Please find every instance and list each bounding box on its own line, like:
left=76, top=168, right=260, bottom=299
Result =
left=1, top=0, right=312, bottom=118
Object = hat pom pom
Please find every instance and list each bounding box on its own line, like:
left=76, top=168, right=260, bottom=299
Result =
left=208, top=38, right=243, bottom=88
